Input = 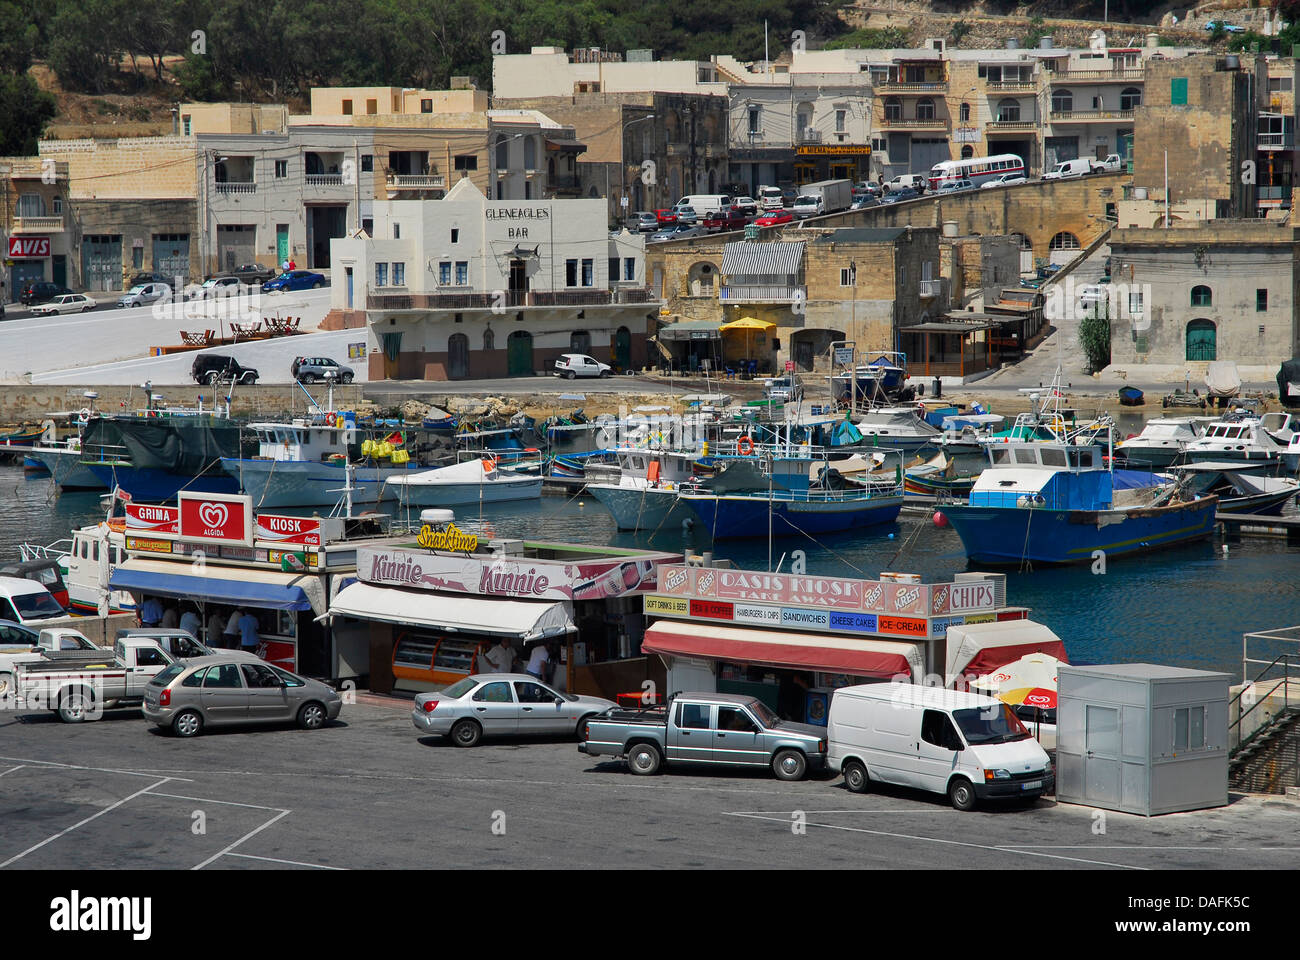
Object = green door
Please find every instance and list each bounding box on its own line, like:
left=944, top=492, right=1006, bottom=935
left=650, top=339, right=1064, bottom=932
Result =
left=1186, top=320, right=1216, bottom=361
left=615, top=326, right=631, bottom=370
left=276, top=225, right=289, bottom=266
left=507, top=330, right=534, bottom=376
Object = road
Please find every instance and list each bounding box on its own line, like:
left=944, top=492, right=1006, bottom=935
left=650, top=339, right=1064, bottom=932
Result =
left=1, top=697, right=1294, bottom=871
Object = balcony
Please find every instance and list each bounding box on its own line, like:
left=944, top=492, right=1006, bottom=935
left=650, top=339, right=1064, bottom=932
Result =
left=1049, top=109, right=1134, bottom=123
left=1049, top=67, right=1143, bottom=83
left=719, top=284, right=806, bottom=304
left=13, top=215, right=64, bottom=233
left=386, top=173, right=445, bottom=189
left=305, top=173, right=344, bottom=186
left=213, top=182, right=256, bottom=195
left=878, top=116, right=950, bottom=132
left=875, top=80, right=948, bottom=94
left=986, top=80, right=1038, bottom=93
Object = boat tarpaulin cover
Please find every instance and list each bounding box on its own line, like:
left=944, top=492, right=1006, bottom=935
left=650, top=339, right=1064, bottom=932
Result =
left=945, top=621, right=1068, bottom=686
left=329, top=582, right=575, bottom=641
left=109, top=558, right=322, bottom=613
left=642, top=621, right=923, bottom=680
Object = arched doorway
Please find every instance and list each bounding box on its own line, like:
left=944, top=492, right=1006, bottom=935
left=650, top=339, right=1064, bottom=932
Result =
left=507, top=330, right=534, bottom=376
left=615, top=326, right=631, bottom=370
left=1187, top=319, right=1216, bottom=361
left=447, top=333, right=469, bottom=379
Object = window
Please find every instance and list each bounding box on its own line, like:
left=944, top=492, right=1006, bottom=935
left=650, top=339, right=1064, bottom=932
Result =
left=624, top=257, right=635, bottom=281
left=392, top=262, right=405, bottom=286
left=375, top=262, right=388, bottom=287
left=451, top=228, right=459, bottom=244
left=455, top=262, right=467, bottom=285
left=421, top=98, right=433, bottom=113
left=274, top=160, right=287, bottom=178
left=916, top=98, right=935, bottom=121
left=1191, top=285, right=1212, bottom=307
left=1187, top=319, right=1216, bottom=361
left=360, top=154, right=373, bottom=172
left=717, top=707, right=758, bottom=733
left=678, top=702, right=712, bottom=729
left=1257, top=289, right=1268, bottom=312
left=997, top=98, right=1021, bottom=122
left=1051, top=89, right=1073, bottom=114
left=1120, top=87, right=1142, bottom=111
left=473, top=681, right=513, bottom=703
left=959, top=101, right=970, bottom=122
left=453, top=154, right=477, bottom=171
left=566, top=259, right=578, bottom=286
left=439, top=262, right=451, bottom=285
left=203, top=664, right=242, bottom=689
left=1171, top=77, right=1188, bottom=105
left=581, top=259, right=593, bottom=287
left=1173, top=706, right=1206, bottom=751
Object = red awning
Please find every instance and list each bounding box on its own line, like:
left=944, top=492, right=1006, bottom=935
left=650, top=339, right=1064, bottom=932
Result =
left=642, top=621, right=922, bottom=680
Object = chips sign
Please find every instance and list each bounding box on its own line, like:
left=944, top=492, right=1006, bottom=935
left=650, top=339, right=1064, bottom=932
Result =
left=255, top=514, right=321, bottom=546
left=178, top=492, right=253, bottom=546
left=416, top=523, right=477, bottom=552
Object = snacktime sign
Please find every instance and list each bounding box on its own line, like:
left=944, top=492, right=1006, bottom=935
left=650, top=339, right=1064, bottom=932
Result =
left=646, top=565, right=1014, bottom=640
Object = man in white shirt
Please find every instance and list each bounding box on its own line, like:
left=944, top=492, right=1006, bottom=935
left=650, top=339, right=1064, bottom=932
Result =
left=483, top=638, right=514, bottom=674
left=525, top=642, right=549, bottom=681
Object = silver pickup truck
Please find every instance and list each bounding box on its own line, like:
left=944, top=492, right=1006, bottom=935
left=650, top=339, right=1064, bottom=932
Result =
left=580, top=691, right=828, bottom=781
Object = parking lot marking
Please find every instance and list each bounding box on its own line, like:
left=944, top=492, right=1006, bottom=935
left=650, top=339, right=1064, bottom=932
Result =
left=225, top=852, right=346, bottom=870
left=726, top=812, right=1148, bottom=870
left=191, top=809, right=292, bottom=871
left=0, top=777, right=175, bottom=869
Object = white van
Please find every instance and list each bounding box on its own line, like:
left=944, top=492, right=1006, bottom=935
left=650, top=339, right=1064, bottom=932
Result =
left=826, top=684, right=1054, bottom=810
left=676, top=194, right=733, bottom=216
left=1042, top=158, right=1092, bottom=181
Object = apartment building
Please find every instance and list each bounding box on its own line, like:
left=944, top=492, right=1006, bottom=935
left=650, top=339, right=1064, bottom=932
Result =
left=330, top=179, right=659, bottom=380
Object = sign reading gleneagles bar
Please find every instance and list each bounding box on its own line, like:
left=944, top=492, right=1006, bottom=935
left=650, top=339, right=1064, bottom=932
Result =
left=647, top=565, right=1014, bottom=640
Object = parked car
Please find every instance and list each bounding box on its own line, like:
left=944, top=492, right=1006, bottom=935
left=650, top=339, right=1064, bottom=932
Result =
left=411, top=673, right=616, bottom=746
left=0, top=576, right=66, bottom=627
left=753, top=210, right=794, bottom=227
left=29, top=293, right=97, bottom=315
left=631, top=211, right=659, bottom=233
left=671, top=204, right=699, bottom=225
left=980, top=172, right=1029, bottom=189
left=143, top=656, right=342, bottom=737
left=554, top=353, right=612, bottom=379
left=826, top=684, right=1053, bottom=810
left=884, top=173, right=927, bottom=194
left=1090, top=154, right=1123, bottom=174
left=653, top=208, right=678, bottom=226
left=879, top=187, right=920, bottom=205
left=19, top=282, right=73, bottom=306
left=191, top=353, right=259, bottom=386
left=292, top=356, right=355, bottom=383
left=116, top=282, right=172, bottom=308
left=263, top=270, right=326, bottom=292
left=225, top=262, right=276, bottom=284
left=935, top=178, right=975, bottom=194
left=580, top=692, right=828, bottom=780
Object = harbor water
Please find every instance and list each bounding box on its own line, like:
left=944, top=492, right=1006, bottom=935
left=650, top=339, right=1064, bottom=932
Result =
left=5, top=462, right=1299, bottom=680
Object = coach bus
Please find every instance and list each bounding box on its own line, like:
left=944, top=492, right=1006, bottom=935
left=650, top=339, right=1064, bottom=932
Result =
left=928, top=154, right=1025, bottom=190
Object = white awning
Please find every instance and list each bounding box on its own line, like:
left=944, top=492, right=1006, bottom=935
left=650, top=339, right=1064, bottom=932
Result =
left=329, top=582, right=575, bottom=641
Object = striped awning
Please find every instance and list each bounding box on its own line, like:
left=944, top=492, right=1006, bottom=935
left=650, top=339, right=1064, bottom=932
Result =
left=721, top=240, right=805, bottom=278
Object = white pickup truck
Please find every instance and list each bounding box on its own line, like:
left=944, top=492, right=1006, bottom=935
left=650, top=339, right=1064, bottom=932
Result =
left=13, top=631, right=260, bottom=722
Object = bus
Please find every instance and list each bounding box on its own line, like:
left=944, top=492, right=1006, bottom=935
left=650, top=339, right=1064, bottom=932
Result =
left=927, top=154, right=1025, bottom=190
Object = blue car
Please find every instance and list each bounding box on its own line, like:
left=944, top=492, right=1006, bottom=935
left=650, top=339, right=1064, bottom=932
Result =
left=262, top=270, right=327, bottom=292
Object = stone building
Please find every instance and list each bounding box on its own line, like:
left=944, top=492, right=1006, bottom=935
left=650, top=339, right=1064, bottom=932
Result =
left=1108, top=221, right=1300, bottom=369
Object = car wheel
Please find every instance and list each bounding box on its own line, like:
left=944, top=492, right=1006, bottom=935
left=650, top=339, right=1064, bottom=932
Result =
left=843, top=759, right=869, bottom=793
left=57, top=689, right=93, bottom=723
left=627, top=742, right=662, bottom=775
left=172, top=709, right=203, bottom=738
left=341, top=374, right=354, bottom=384
left=206, top=372, right=220, bottom=386
left=772, top=748, right=808, bottom=782
left=312, top=281, right=323, bottom=289
left=0, top=671, right=12, bottom=703
left=450, top=718, right=482, bottom=747
left=948, top=777, right=978, bottom=811
left=297, top=701, right=327, bottom=730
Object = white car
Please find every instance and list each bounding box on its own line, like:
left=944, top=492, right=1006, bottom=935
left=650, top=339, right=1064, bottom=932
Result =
left=980, top=172, right=1028, bottom=189
left=554, top=353, right=612, bottom=379
left=29, top=294, right=97, bottom=315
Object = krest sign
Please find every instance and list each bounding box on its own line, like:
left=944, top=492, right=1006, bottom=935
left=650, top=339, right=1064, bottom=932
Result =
left=178, top=492, right=253, bottom=546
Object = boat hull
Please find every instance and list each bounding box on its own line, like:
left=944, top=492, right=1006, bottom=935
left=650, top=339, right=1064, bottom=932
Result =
left=84, top=462, right=238, bottom=501
left=680, top=493, right=904, bottom=539
left=386, top=475, right=542, bottom=506
left=942, top=497, right=1218, bottom=565
left=224, top=458, right=416, bottom=507
left=587, top=484, right=692, bottom=532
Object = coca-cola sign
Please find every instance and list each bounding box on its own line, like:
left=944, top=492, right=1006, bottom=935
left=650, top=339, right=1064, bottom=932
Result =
left=125, top=503, right=179, bottom=534
left=178, top=492, right=253, bottom=545
left=7, top=237, right=49, bottom=258
left=255, top=514, right=321, bottom=546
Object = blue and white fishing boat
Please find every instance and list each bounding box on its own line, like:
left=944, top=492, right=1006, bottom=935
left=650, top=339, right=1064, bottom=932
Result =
left=941, top=441, right=1218, bottom=566
left=677, top=449, right=904, bottom=539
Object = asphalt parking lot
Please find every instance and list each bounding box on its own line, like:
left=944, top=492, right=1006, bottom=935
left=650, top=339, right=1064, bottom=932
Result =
left=2, top=697, right=1297, bottom=871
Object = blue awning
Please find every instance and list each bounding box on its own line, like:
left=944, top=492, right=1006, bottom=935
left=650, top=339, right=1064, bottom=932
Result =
left=109, top=559, right=314, bottom=611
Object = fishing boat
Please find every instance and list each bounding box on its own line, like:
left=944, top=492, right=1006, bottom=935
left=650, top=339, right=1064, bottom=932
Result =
left=1113, top=418, right=1208, bottom=469
left=676, top=451, right=905, bottom=539
left=941, top=440, right=1218, bottom=566
left=585, top=448, right=702, bottom=532
left=1173, top=463, right=1300, bottom=516
left=385, top=457, right=542, bottom=506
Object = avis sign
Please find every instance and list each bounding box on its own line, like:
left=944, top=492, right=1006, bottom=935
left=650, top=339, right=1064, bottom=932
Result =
left=178, top=492, right=253, bottom=546
left=7, top=237, right=50, bottom=258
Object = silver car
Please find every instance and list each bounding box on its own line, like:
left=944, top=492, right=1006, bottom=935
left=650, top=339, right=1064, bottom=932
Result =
left=411, top=672, right=616, bottom=747
left=142, top=655, right=342, bottom=738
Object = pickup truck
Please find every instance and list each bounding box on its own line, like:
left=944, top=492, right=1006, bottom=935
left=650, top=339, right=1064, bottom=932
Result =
left=0, top=628, right=102, bottom=702
left=579, top=691, right=828, bottom=780
left=702, top=206, right=747, bottom=232
left=14, top=632, right=259, bottom=722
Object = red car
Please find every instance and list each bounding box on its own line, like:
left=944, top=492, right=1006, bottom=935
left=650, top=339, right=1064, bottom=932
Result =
left=753, top=210, right=794, bottom=227
left=654, top=208, right=678, bottom=225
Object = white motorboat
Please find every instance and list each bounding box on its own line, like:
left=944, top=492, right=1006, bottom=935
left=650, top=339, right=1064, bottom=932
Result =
left=385, top=458, right=542, bottom=506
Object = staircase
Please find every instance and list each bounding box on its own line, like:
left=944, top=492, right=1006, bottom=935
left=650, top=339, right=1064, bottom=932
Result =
left=1229, top=709, right=1300, bottom=794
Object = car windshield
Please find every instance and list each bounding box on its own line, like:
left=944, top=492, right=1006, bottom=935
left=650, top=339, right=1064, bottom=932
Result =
left=747, top=699, right=778, bottom=728
left=12, top=591, right=63, bottom=619
left=150, top=663, right=188, bottom=687
left=952, top=703, right=1031, bottom=744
